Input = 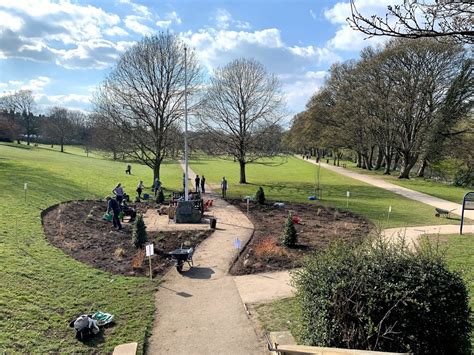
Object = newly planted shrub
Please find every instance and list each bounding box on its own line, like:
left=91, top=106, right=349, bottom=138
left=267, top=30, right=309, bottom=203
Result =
left=254, top=237, right=285, bottom=259
left=293, top=237, right=472, bottom=354
left=256, top=186, right=265, bottom=205
left=132, top=213, right=148, bottom=249
left=281, top=213, right=297, bottom=247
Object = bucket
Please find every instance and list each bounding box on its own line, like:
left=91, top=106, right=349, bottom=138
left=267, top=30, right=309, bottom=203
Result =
left=209, top=218, right=217, bottom=229
left=103, top=213, right=113, bottom=222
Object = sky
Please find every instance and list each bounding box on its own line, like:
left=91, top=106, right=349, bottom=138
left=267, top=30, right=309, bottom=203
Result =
left=0, top=0, right=394, bottom=119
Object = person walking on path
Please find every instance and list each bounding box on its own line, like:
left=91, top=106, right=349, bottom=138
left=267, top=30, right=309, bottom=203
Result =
left=136, top=180, right=144, bottom=199
left=106, top=196, right=122, bottom=230
left=153, top=178, right=161, bottom=197
left=221, top=176, right=228, bottom=198
left=112, top=183, right=124, bottom=204
left=125, top=164, right=132, bottom=175
left=195, top=175, right=201, bottom=193
left=201, top=175, right=206, bottom=194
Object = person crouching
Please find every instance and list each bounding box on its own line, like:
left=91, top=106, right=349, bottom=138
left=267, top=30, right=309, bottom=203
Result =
left=106, top=196, right=122, bottom=230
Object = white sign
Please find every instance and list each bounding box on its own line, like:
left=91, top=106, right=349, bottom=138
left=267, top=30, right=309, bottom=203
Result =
left=388, top=206, right=392, bottom=213
left=234, top=238, right=241, bottom=250
left=24, top=183, right=28, bottom=190
left=346, top=191, right=350, bottom=197
left=145, top=244, right=154, bottom=257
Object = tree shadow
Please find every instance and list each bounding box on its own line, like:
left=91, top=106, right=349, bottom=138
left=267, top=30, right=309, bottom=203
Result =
left=182, top=266, right=215, bottom=279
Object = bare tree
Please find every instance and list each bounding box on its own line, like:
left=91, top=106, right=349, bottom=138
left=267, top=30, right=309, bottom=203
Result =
left=42, top=107, right=74, bottom=152
left=348, top=0, right=474, bottom=44
left=199, top=58, right=285, bottom=183
left=0, top=90, right=36, bottom=144
left=93, top=33, right=202, bottom=180
left=88, top=112, right=130, bottom=160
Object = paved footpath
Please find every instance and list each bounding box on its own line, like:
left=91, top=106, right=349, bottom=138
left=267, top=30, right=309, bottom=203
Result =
left=147, top=165, right=262, bottom=355
left=298, top=156, right=474, bottom=220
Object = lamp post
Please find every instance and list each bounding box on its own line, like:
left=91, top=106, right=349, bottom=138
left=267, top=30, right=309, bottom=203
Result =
left=184, top=46, right=189, bottom=201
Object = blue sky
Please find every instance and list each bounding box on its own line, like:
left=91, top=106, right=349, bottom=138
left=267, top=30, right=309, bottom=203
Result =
left=0, top=0, right=392, bottom=117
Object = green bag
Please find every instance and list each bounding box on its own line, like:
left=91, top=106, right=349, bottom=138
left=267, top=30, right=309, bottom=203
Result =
left=103, top=213, right=113, bottom=222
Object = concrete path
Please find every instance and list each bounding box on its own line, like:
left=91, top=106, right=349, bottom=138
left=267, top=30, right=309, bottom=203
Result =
left=147, top=165, right=262, bottom=355
left=298, top=156, right=474, bottom=220
left=232, top=224, right=471, bottom=304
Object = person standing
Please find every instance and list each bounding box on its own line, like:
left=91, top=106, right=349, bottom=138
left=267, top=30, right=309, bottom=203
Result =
left=201, top=175, right=206, bottom=194
left=125, top=164, right=132, bottom=174
left=106, top=196, right=122, bottom=230
left=153, top=178, right=161, bottom=197
left=221, top=177, right=227, bottom=198
left=112, top=183, right=124, bottom=204
left=195, top=175, right=200, bottom=192
left=136, top=180, right=144, bottom=198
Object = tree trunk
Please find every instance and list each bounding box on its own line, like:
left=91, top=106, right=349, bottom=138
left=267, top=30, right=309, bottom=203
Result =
left=416, top=158, right=428, bottom=178
left=113, top=151, right=117, bottom=160
left=392, top=154, right=400, bottom=172
left=374, top=148, right=383, bottom=170
left=239, top=160, right=247, bottom=184
left=153, top=160, right=161, bottom=181
left=399, top=153, right=418, bottom=179
left=356, top=151, right=362, bottom=168
left=369, top=145, right=375, bottom=168
left=60, top=138, right=64, bottom=153
left=383, top=151, right=392, bottom=175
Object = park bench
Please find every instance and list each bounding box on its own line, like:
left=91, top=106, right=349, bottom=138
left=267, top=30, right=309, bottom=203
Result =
left=434, top=207, right=455, bottom=218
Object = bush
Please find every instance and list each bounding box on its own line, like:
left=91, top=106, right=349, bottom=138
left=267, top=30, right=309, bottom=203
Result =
left=254, top=237, right=285, bottom=259
left=293, top=237, right=471, bottom=354
left=156, top=188, right=165, bottom=204
left=256, top=186, right=265, bottom=205
left=281, top=213, right=297, bottom=247
left=132, top=213, right=148, bottom=249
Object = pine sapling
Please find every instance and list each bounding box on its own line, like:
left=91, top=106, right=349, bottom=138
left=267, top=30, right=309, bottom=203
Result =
left=132, top=213, right=148, bottom=249
left=281, top=212, right=297, bottom=247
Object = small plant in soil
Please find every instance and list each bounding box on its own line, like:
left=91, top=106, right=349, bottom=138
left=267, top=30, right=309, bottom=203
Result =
left=131, top=249, right=145, bottom=269
left=114, top=247, right=125, bottom=260
left=256, top=186, right=265, bottom=205
left=281, top=212, right=297, bottom=247
left=156, top=188, right=165, bottom=204
left=132, top=213, right=148, bottom=249
left=254, top=237, right=284, bottom=259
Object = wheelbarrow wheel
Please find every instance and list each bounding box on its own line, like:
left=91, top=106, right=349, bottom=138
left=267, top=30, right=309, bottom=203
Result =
left=176, top=263, right=183, bottom=273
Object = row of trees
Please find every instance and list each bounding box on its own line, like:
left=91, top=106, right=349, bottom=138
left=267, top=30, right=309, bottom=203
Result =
left=286, top=38, right=473, bottom=182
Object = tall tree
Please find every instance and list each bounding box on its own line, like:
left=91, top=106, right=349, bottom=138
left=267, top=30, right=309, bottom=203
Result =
left=93, top=33, right=202, bottom=180
left=199, top=58, right=285, bottom=183
left=42, top=107, right=74, bottom=152
left=348, top=0, right=474, bottom=44
left=0, top=90, right=36, bottom=145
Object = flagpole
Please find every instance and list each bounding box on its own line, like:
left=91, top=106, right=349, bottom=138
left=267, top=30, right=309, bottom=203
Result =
left=184, top=46, right=189, bottom=201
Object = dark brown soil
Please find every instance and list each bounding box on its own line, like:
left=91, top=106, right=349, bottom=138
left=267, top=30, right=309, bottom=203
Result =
left=42, top=200, right=212, bottom=277
left=229, top=200, right=373, bottom=275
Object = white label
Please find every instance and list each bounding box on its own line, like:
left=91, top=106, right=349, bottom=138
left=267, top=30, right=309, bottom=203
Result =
left=389, top=206, right=392, bottom=213
left=346, top=191, right=350, bottom=197
left=145, top=244, right=154, bottom=256
left=234, top=238, right=241, bottom=249
left=24, top=183, right=28, bottom=190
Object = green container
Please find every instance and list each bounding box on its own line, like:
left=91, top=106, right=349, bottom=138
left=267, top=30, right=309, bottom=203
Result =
left=103, top=213, right=113, bottom=222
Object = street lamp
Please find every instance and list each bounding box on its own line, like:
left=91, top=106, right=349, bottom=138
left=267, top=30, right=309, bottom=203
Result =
left=184, top=46, right=189, bottom=201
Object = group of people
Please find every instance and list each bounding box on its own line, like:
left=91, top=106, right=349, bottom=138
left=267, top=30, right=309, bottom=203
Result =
left=106, top=183, right=137, bottom=230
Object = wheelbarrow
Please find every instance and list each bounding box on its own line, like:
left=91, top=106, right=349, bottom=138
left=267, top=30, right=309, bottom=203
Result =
left=169, top=247, right=195, bottom=273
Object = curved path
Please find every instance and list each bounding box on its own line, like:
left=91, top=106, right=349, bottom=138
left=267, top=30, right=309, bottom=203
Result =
left=233, top=224, right=467, bottom=304
left=147, top=165, right=262, bottom=354
left=298, top=156, right=474, bottom=221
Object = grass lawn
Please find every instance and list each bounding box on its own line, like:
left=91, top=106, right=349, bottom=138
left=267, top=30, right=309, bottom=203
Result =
left=255, top=233, right=474, bottom=345
left=0, top=143, right=182, bottom=353
left=190, top=156, right=458, bottom=228
left=336, top=159, right=470, bottom=204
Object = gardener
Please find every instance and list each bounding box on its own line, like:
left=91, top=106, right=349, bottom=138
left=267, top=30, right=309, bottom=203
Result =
left=153, top=177, right=161, bottom=197
left=106, top=196, right=122, bottom=230
left=221, top=176, right=227, bottom=198
left=201, top=175, right=206, bottom=194
left=112, top=183, right=124, bottom=204
left=195, top=175, right=200, bottom=193
left=136, top=180, right=144, bottom=198
left=125, top=164, right=132, bottom=175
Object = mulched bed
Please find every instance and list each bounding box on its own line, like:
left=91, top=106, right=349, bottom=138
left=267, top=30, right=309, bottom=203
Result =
left=42, top=200, right=212, bottom=277
left=229, top=200, right=373, bottom=275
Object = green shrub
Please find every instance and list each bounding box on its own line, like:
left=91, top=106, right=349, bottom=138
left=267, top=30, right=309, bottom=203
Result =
left=281, top=213, right=297, bottom=247
left=256, top=186, right=265, bottom=205
left=156, top=188, right=165, bottom=204
left=132, top=213, right=148, bottom=249
left=293, top=237, right=471, bottom=354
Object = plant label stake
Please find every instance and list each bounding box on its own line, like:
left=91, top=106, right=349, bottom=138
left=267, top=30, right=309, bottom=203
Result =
left=24, top=182, right=28, bottom=203
left=145, top=243, right=154, bottom=280
left=346, top=191, right=350, bottom=207
left=246, top=198, right=249, bottom=215
left=387, top=206, right=392, bottom=223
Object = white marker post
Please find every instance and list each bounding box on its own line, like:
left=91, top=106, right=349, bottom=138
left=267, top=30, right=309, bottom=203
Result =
left=387, top=206, right=392, bottom=224
left=145, top=243, right=154, bottom=280
left=346, top=191, right=350, bottom=207
left=24, top=182, right=28, bottom=203
left=234, top=238, right=242, bottom=251
left=246, top=198, right=250, bottom=215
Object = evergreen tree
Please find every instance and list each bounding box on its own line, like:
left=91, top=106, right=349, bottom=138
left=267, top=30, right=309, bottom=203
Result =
left=132, top=213, right=148, bottom=249
left=256, top=186, right=265, bottom=205
left=281, top=212, right=297, bottom=247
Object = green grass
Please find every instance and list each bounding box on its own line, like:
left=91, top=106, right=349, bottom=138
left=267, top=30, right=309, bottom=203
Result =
left=253, top=298, right=299, bottom=333
left=190, top=156, right=458, bottom=228
left=0, top=143, right=182, bottom=353
left=337, top=159, right=470, bottom=204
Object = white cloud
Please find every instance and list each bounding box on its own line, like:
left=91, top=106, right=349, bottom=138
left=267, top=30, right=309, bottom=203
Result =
left=105, top=26, right=129, bottom=37
left=309, top=9, right=316, bottom=20
left=213, top=9, right=251, bottom=30
left=119, top=0, right=151, bottom=18
left=124, top=15, right=153, bottom=35
left=47, top=93, right=90, bottom=104
left=156, top=11, right=182, bottom=28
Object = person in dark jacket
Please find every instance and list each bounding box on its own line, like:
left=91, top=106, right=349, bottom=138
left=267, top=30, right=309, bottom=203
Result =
left=106, top=196, right=122, bottom=230
left=195, top=175, right=200, bottom=192
left=201, top=175, right=206, bottom=194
